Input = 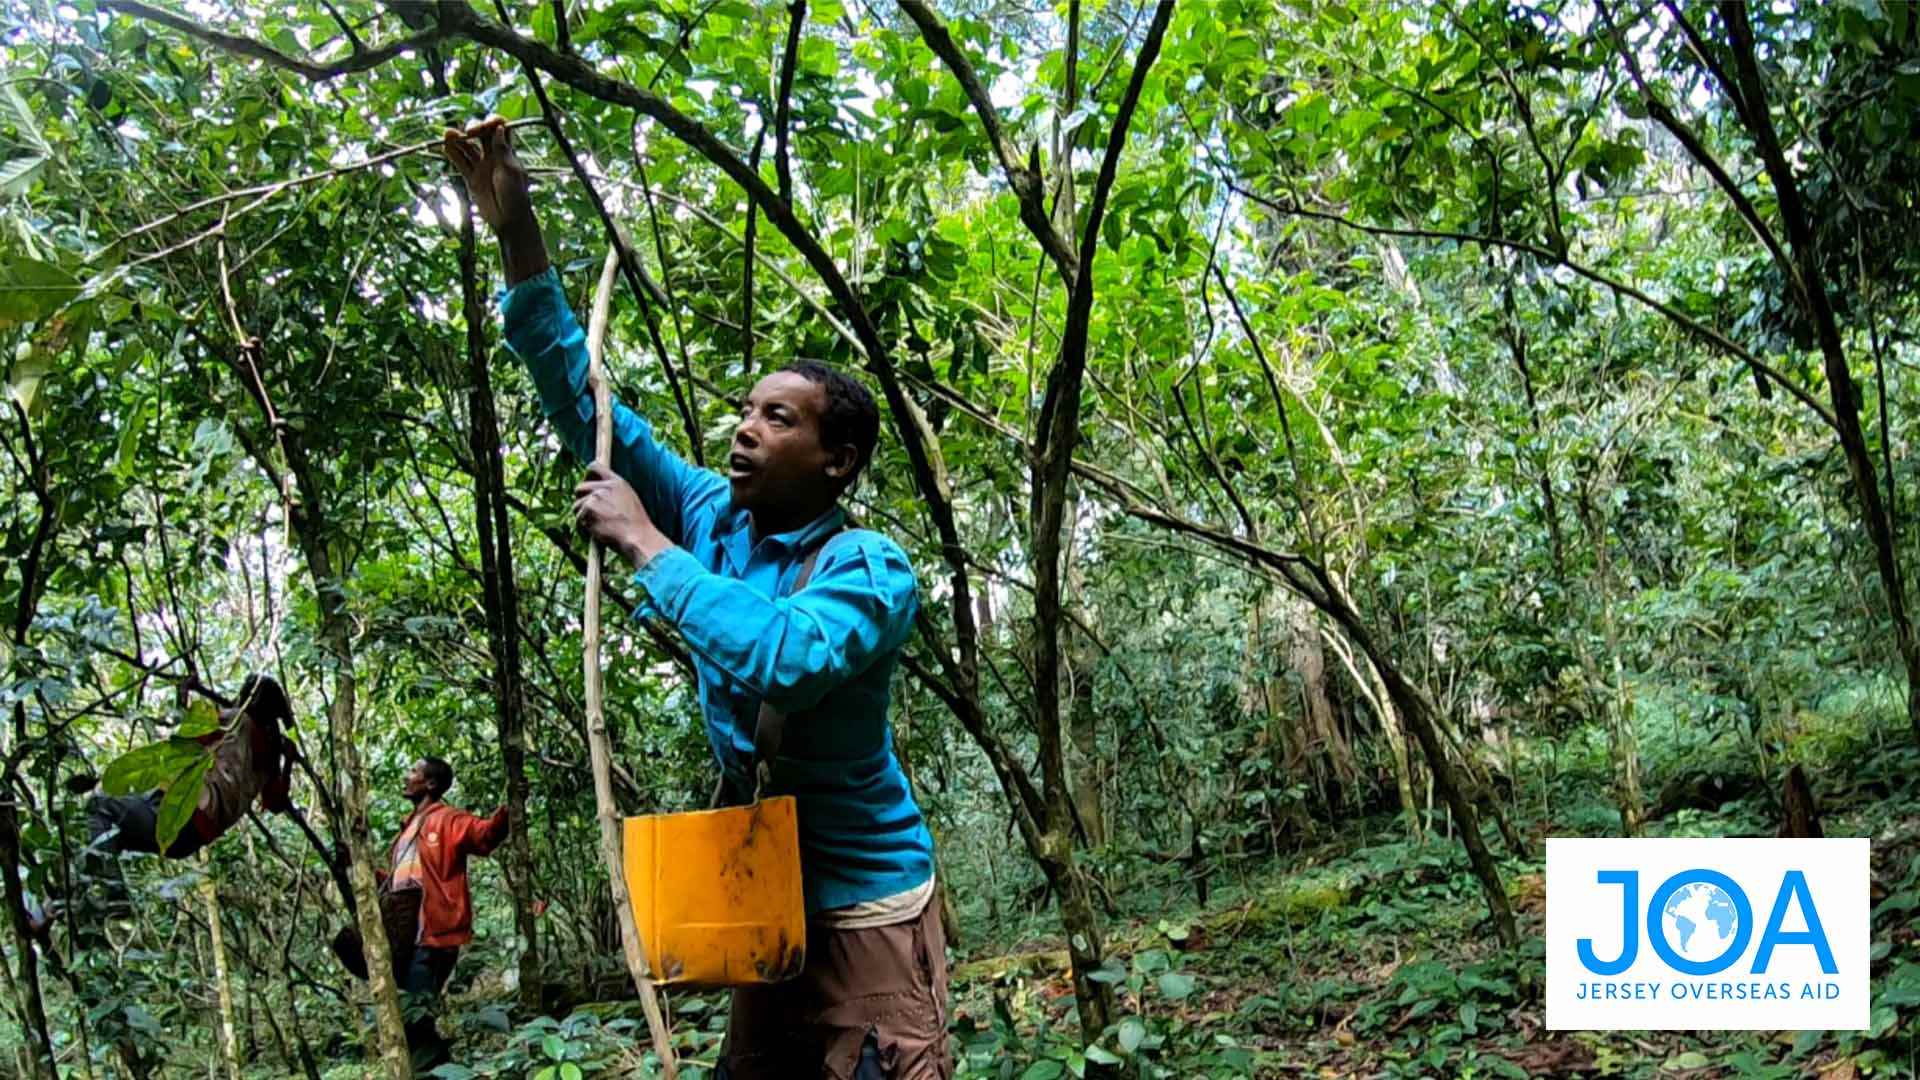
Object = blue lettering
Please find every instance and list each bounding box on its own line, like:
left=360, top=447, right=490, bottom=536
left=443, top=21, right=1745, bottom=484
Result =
left=1751, top=870, right=1837, bottom=975
left=1578, top=870, right=1639, bottom=975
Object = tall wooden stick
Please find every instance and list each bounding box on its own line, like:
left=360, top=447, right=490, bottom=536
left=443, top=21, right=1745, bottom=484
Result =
left=201, top=854, right=240, bottom=1080
left=583, top=246, right=679, bottom=1077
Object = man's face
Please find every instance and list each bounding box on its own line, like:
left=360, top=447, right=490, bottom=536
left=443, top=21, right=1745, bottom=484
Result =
left=402, top=761, right=431, bottom=801
left=728, top=372, right=854, bottom=517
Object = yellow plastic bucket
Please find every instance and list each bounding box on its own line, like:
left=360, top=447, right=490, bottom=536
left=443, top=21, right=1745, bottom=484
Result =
left=622, top=795, right=806, bottom=987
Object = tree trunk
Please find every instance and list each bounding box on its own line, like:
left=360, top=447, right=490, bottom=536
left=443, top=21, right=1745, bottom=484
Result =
left=313, top=589, right=411, bottom=1079
left=1044, top=835, right=1114, bottom=1038
left=1324, top=626, right=1420, bottom=838
left=0, top=773, right=54, bottom=1079
left=1602, top=607, right=1644, bottom=838
left=459, top=195, right=542, bottom=1011
left=1288, top=596, right=1357, bottom=808
left=1577, top=493, right=1644, bottom=837
left=1717, top=4, right=1920, bottom=741
left=1779, top=765, right=1823, bottom=839
left=278, top=441, right=410, bottom=1078
left=1065, top=635, right=1105, bottom=848
left=1428, top=705, right=1531, bottom=859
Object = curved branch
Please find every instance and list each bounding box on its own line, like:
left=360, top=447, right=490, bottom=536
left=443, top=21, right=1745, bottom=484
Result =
left=101, top=1, right=451, bottom=80
left=1034, top=0, right=1175, bottom=459
left=741, top=130, right=765, bottom=371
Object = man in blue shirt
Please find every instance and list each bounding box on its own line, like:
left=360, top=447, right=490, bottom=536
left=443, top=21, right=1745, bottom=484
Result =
left=445, top=119, right=949, bottom=1080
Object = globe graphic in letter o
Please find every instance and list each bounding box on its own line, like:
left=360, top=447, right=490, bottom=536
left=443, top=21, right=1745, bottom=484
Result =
left=1660, top=881, right=1740, bottom=964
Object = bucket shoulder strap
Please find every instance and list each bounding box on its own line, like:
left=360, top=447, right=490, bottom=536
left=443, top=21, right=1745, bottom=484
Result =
left=749, top=528, right=845, bottom=800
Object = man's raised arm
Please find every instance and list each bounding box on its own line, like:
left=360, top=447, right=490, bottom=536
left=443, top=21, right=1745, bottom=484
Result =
left=443, top=119, right=724, bottom=545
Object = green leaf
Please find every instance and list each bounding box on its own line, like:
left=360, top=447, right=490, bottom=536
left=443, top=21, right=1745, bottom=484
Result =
left=1084, top=1045, right=1122, bottom=1066
left=1488, top=1058, right=1531, bottom=1080
left=1287, top=91, right=1332, bottom=135
left=115, top=397, right=153, bottom=480
left=542, top=1033, right=565, bottom=1060
left=101, top=739, right=204, bottom=796
left=176, top=700, right=222, bottom=739
left=0, top=259, right=79, bottom=332
left=559, top=1064, right=583, bottom=1080
left=1665, top=1052, right=1710, bottom=1070
left=1117, top=1018, right=1146, bottom=1054
left=428, top=1066, right=477, bottom=1080
left=1156, top=971, right=1196, bottom=1000
left=1018, top=1062, right=1064, bottom=1080
left=1459, top=1001, right=1478, bottom=1035
left=0, top=152, right=45, bottom=197
left=153, top=751, right=214, bottom=852
left=1870, top=1004, right=1898, bottom=1039
left=1086, top=961, right=1127, bottom=984
left=1, top=84, right=48, bottom=155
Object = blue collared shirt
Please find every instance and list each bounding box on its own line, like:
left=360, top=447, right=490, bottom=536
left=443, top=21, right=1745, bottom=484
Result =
left=500, top=268, right=934, bottom=913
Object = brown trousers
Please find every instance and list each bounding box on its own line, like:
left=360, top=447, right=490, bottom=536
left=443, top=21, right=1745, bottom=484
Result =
left=719, top=896, right=953, bottom=1080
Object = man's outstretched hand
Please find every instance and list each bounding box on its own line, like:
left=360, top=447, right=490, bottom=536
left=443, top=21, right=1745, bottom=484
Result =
left=442, top=118, right=528, bottom=230
left=575, top=464, right=672, bottom=569
left=443, top=118, right=550, bottom=283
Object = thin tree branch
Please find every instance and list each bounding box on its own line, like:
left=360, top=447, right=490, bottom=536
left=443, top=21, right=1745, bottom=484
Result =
left=100, top=1, right=451, bottom=80
left=1212, top=263, right=1323, bottom=554
left=1034, top=0, right=1175, bottom=459
left=318, top=0, right=363, bottom=52
left=742, top=130, right=766, bottom=371
left=1660, top=0, right=1748, bottom=123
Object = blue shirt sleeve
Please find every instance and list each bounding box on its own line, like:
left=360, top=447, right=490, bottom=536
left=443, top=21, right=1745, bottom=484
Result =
left=498, top=267, right=725, bottom=547
left=633, top=532, right=919, bottom=712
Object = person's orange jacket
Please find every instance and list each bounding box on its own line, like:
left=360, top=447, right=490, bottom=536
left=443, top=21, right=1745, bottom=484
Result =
left=385, top=801, right=510, bottom=948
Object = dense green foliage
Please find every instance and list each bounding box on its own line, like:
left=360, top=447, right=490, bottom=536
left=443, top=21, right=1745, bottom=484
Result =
left=5, top=0, right=1920, bottom=1076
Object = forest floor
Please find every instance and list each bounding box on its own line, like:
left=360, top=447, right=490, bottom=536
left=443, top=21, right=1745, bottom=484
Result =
left=934, top=714, right=1920, bottom=1079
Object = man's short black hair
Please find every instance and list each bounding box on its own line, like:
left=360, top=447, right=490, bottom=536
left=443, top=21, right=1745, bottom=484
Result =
left=420, top=757, right=454, bottom=798
left=782, top=361, right=879, bottom=489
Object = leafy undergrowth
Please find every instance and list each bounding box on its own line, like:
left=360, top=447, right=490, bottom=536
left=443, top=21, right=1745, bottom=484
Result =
left=935, top=730, right=1920, bottom=1078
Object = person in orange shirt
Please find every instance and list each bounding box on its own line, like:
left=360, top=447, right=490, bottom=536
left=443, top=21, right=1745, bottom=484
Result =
left=381, top=756, right=509, bottom=1075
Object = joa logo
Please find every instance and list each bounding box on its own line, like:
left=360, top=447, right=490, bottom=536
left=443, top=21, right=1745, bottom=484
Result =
left=1546, top=839, right=1869, bottom=1030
